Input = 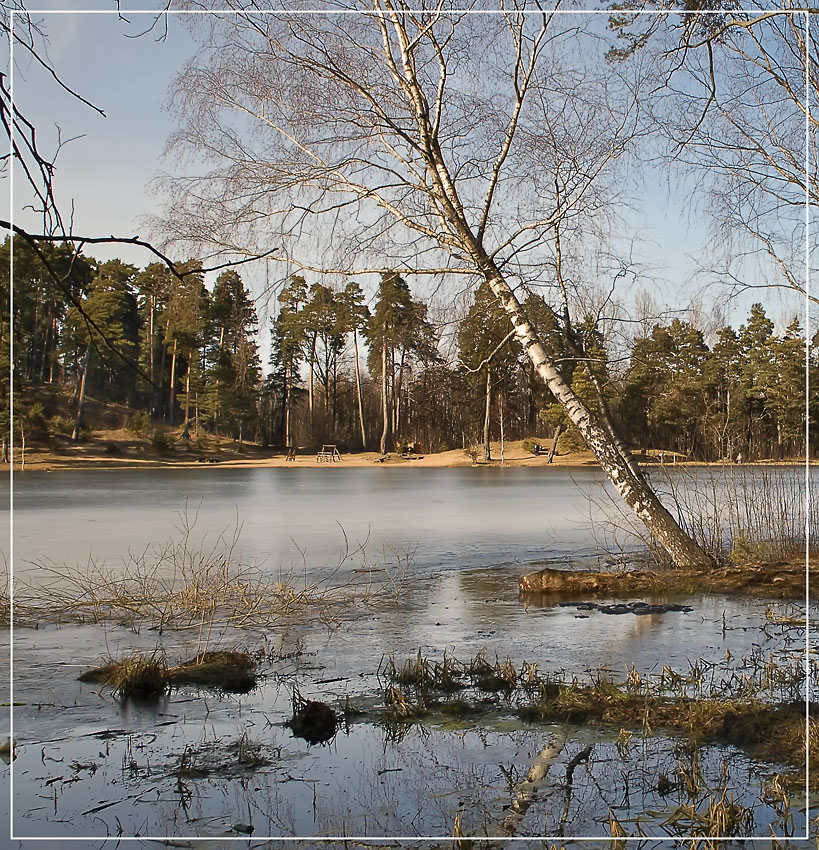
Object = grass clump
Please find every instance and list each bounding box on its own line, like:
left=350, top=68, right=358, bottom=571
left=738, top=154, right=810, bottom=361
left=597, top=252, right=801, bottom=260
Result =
left=168, top=651, right=257, bottom=693
left=80, top=649, right=257, bottom=699
left=79, top=652, right=169, bottom=701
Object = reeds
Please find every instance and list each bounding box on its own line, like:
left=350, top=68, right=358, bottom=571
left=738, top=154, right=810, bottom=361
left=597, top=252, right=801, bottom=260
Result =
left=14, top=515, right=410, bottom=630
left=658, top=464, right=817, bottom=564
left=586, top=463, right=817, bottom=566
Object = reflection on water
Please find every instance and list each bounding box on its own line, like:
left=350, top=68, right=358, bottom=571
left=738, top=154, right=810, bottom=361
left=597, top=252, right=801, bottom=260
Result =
left=11, top=467, right=633, bottom=583
left=2, top=559, right=812, bottom=844
left=4, top=466, right=814, bottom=844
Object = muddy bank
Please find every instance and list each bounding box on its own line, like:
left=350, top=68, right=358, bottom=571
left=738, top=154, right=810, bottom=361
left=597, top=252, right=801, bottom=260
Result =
left=519, top=559, right=814, bottom=600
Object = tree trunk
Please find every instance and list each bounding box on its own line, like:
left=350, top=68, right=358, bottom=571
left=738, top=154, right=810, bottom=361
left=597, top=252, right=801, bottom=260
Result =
left=148, top=295, right=156, bottom=417
left=183, top=351, right=192, bottom=429
left=546, top=423, right=562, bottom=464
left=380, top=336, right=389, bottom=454
left=353, top=330, right=367, bottom=450
left=499, top=393, right=505, bottom=465
left=308, top=332, right=316, bottom=438
left=169, top=339, right=178, bottom=428
left=481, top=261, right=713, bottom=568
left=48, top=316, right=57, bottom=382
left=72, top=346, right=91, bottom=442
left=483, top=367, right=492, bottom=462
left=395, top=347, right=406, bottom=440
left=331, top=353, right=338, bottom=433
left=283, top=373, right=291, bottom=448
left=159, top=336, right=168, bottom=420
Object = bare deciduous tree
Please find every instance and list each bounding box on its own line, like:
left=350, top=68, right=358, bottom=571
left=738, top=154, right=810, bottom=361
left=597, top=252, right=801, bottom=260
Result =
left=162, top=2, right=714, bottom=567
left=611, top=5, right=816, bottom=307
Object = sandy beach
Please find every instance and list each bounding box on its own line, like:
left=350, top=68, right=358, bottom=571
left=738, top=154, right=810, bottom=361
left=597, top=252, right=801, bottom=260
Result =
left=7, top=429, right=810, bottom=473
left=7, top=431, right=608, bottom=472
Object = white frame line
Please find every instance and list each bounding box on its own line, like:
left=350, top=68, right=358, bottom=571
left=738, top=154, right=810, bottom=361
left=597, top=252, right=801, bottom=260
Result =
left=7, top=5, right=812, bottom=844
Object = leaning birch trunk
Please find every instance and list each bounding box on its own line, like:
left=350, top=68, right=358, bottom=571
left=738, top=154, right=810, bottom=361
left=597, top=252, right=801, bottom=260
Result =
left=353, top=330, right=367, bottom=450
left=483, top=367, right=492, bottom=462
left=480, top=261, right=712, bottom=569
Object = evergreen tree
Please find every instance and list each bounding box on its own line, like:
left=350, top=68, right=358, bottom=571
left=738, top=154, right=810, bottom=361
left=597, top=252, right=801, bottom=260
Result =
left=458, top=282, right=519, bottom=461
left=365, top=273, right=433, bottom=454
left=204, top=270, right=262, bottom=439
left=270, top=275, right=307, bottom=447
left=61, top=260, right=140, bottom=439
left=338, top=282, right=371, bottom=450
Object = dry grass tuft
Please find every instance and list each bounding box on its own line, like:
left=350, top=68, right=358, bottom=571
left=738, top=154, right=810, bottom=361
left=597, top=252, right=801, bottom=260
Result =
left=80, top=648, right=258, bottom=698
left=79, top=652, right=169, bottom=701
left=168, top=651, right=257, bottom=693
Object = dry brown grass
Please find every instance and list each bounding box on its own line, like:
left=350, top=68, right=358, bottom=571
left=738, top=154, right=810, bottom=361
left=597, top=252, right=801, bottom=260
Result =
left=14, top=515, right=408, bottom=631
left=169, top=651, right=257, bottom=693
left=519, top=559, right=816, bottom=599
left=79, top=652, right=169, bottom=700
left=80, top=649, right=258, bottom=698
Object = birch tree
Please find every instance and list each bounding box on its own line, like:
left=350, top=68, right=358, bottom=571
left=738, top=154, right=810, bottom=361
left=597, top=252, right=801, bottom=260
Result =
left=609, top=4, right=816, bottom=307
left=165, top=2, right=713, bottom=567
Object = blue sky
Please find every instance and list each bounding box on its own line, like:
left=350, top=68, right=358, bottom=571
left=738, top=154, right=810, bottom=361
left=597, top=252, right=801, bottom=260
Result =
left=8, top=5, right=807, bottom=342
left=11, top=5, right=198, bottom=265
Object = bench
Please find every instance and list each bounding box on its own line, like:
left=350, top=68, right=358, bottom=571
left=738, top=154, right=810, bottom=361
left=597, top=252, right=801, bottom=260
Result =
left=317, top=444, right=342, bottom=463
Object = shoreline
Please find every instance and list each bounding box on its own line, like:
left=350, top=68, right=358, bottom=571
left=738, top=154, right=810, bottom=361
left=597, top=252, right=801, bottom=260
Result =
left=7, top=446, right=601, bottom=472
left=4, top=442, right=814, bottom=473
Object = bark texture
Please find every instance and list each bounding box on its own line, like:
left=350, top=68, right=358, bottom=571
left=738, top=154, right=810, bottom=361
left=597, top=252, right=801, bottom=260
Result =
left=480, top=262, right=712, bottom=568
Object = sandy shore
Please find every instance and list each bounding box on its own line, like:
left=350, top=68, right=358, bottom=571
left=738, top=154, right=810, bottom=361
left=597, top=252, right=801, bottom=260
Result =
left=7, top=434, right=605, bottom=472
left=6, top=432, right=810, bottom=473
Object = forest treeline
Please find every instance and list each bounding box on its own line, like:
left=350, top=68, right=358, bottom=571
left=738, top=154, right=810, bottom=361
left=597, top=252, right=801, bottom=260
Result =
left=3, top=237, right=816, bottom=462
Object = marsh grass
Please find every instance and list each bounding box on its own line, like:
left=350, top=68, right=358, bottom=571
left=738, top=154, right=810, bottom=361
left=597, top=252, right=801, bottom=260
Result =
left=170, top=650, right=257, bottom=693
left=587, top=463, right=817, bottom=567
left=382, top=648, right=815, bottom=782
left=661, top=464, right=818, bottom=563
left=80, top=648, right=257, bottom=698
left=79, top=651, right=169, bottom=700
left=15, top=514, right=409, bottom=630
